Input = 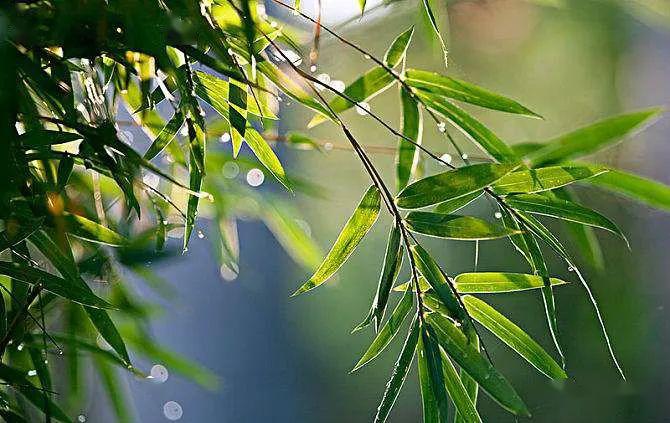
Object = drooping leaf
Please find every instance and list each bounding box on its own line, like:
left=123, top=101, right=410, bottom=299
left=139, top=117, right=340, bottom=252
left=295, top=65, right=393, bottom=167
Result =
left=143, top=110, right=184, bottom=160
left=493, top=166, right=607, bottom=195
left=505, top=193, right=627, bottom=243
left=427, top=313, right=530, bottom=417
left=61, top=213, right=127, bottom=246
left=406, top=69, right=540, bottom=118
left=373, top=318, right=419, bottom=423
left=18, top=129, right=82, bottom=147
left=455, top=328, right=479, bottom=423
left=440, top=349, right=482, bottom=423
left=418, top=330, right=440, bottom=423
left=462, top=295, right=566, bottom=380
left=292, top=186, right=381, bottom=295
left=411, top=245, right=464, bottom=319
left=454, top=272, right=567, bottom=293
left=352, top=288, right=413, bottom=372
left=355, top=223, right=403, bottom=333
left=384, top=27, right=415, bottom=68
left=396, top=88, right=423, bottom=191
left=421, top=0, right=449, bottom=67
left=406, top=212, right=519, bottom=240
left=242, top=127, right=291, bottom=190
left=526, top=108, right=662, bottom=166
left=420, top=325, right=451, bottom=422
left=397, top=163, right=517, bottom=209
left=416, top=92, right=518, bottom=163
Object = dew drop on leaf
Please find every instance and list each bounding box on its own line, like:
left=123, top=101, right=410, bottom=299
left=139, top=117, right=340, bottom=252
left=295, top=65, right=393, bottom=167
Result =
left=219, top=132, right=231, bottom=143
left=439, top=153, right=452, bottom=164
left=494, top=212, right=502, bottom=219
left=330, top=80, right=346, bottom=92
left=437, top=122, right=446, bottom=133
left=355, top=102, right=371, bottom=116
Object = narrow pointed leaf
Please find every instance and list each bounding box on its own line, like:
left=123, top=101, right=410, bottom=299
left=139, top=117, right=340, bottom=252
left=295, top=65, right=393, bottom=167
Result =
left=0, top=364, right=71, bottom=422
left=308, top=67, right=396, bottom=127
left=384, top=27, right=415, bottom=68
left=493, top=166, right=607, bottom=195
left=18, top=129, right=82, bottom=147
left=396, top=88, right=423, bottom=191
left=352, top=288, right=413, bottom=372
left=61, top=213, right=127, bottom=246
left=462, top=295, right=566, bottom=379
left=586, top=167, right=670, bottom=211
left=554, top=188, right=604, bottom=270
left=506, top=193, right=627, bottom=242
left=292, top=186, right=381, bottom=295
left=243, top=128, right=291, bottom=190
left=526, top=108, right=662, bottom=166
left=144, top=110, right=184, bottom=160
left=406, top=212, right=519, bottom=240
left=427, top=313, right=530, bottom=416
left=454, top=272, right=567, bottom=293
left=373, top=318, right=419, bottom=423
left=418, top=332, right=440, bottom=423
left=417, top=92, right=518, bottom=162
left=421, top=0, right=449, bottom=67
left=455, top=328, right=479, bottom=423
left=421, top=326, right=451, bottom=422
left=406, top=69, right=540, bottom=118
left=397, top=163, right=517, bottom=209
left=440, top=350, right=482, bottom=423
left=434, top=191, right=482, bottom=214
left=411, top=244, right=465, bottom=320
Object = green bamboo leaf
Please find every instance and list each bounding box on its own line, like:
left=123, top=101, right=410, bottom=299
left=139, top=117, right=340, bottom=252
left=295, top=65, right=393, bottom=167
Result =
left=406, top=212, right=519, bottom=240
left=352, top=288, right=413, bottom=372
left=0, top=408, right=26, bottom=423
left=421, top=0, right=449, bottom=67
left=396, top=88, right=423, bottom=191
left=61, top=213, right=127, bottom=247
left=373, top=318, right=419, bottom=423
left=194, top=71, right=276, bottom=119
left=354, top=223, right=403, bottom=333
left=292, top=186, right=381, bottom=295
left=184, top=121, right=205, bottom=251
left=384, top=27, right=415, bottom=68
left=454, top=328, right=479, bottom=423
left=143, top=110, right=184, bottom=160
left=0, top=262, right=111, bottom=309
left=411, top=245, right=464, bottom=319
left=506, top=193, right=627, bottom=243
left=421, top=326, right=451, bottom=422
left=434, top=191, right=482, bottom=214
left=454, top=272, right=567, bottom=293
left=397, top=163, right=517, bottom=209
left=308, top=67, right=396, bottom=127
left=462, top=295, right=566, bottom=379
left=406, top=69, right=540, bottom=118
left=243, top=128, right=291, bottom=190
left=427, top=313, right=530, bottom=417
left=18, top=129, right=82, bottom=147
left=0, top=364, right=71, bottom=422
left=416, top=92, right=518, bottom=163
left=493, top=166, right=607, bottom=195
left=57, top=156, right=74, bottom=189
left=440, top=350, right=482, bottom=423
left=95, top=358, right=132, bottom=423
left=418, top=330, right=440, bottom=423
left=526, top=108, right=663, bottom=166
left=586, top=167, right=670, bottom=211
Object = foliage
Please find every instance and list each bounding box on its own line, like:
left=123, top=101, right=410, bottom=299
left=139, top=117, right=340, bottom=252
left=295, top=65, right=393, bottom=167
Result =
left=0, top=0, right=667, bottom=421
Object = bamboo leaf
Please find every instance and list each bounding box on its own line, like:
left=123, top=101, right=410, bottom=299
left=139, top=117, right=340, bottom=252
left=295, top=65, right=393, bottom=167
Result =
left=416, top=92, right=518, bottom=162
left=427, top=313, right=530, bottom=417
left=406, top=212, right=519, bottom=240
left=493, top=166, right=607, bottom=195
left=396, top=88, right=423, bottom=191
left=384, top=27, right=415, bottom=68
left=373, top=318, right=419, bottom=423
left=18, top=129, right=82, bottom=147
left=406, top=69, right=540, bottom=118
left=0, top=364, right=71, bottom=422
left=397, top=163, right=517, bottom=209
left=411, top=245, right=464, bottom=319
left=586, top=167, right=670, bottom=211
left=352, top=288, right=413, bottom=372
left=462, top=295, right=566, bottom=379
left=421, top=0, right=449, bottom=67
left=292, top=186, right=381, bottom=295
left=308, top=67, right=396, bottom=127
left=454, top=272, right=567, bottom=293
left=440, top=350, right=482, bottom=423
left=434, top=191, right=482, bottom=214
left=421, top=325, right=451, bottom=422
left=61, top=213, right=127, bottom=246
left=418, top=330, right=440, bottom=423
left=506, top=193, right=627, bottom=243
left=143, top=110, right=184, bottom=160
left=526, top=108, right=663, bottom=166
left=243, top=128, right=291, bottom=190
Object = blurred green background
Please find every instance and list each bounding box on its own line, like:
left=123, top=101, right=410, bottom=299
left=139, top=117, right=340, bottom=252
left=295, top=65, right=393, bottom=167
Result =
left=117, top=1, right=670, bottom=421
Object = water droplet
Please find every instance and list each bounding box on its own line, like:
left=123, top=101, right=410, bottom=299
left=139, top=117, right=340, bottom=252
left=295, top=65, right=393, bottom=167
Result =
left=219, top=265, right=238, bottom=281
left=179, top=126, right=189, bottom=137
left=330, top=80, right=346, bottom=92
left=149, top=364, right=169, bottom=383
left=44, top=359, right=48, bottom=364
left=355, top=102, right=371, bottom=116
left=494, top=212, right=502, bottom=219
left=163, top=401, right=183, bottom=420
left=96, top=334, right=112, bottom=351
left=364, top=54, right=371, bottom=59
left=461, top=153, right=469, bottom=160
left=116, top=27, right=122, bottom=34
left=324, top=142, right=333, bottom=151
left=246, top=168, right=265, bottom=187
left=219, top=132, right=231, bottom=143
left=316, top=73, right=331, bottom=86
left=77, top=414, right=87, bottom=422
left=27, top=370, right=37, bottom=377
left=439, top=153, right=452, bottom=165
left=197, top=230, right=205, bottom=239
left=437, top=122, right=446, bottom=133
left=270, top=21, right=278, bottom=28
left=222, top=162, right=240, bottom=179
left=17, top=343, right=24, bottom=351
left=568, top=266, right=574, bottom=272
left=143, top=173, right=160, bottom=189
